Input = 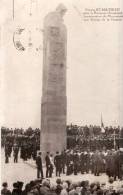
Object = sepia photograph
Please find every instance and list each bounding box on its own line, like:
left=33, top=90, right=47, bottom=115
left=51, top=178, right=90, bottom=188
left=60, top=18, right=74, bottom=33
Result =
left=0, top=0, right=123, bottom=195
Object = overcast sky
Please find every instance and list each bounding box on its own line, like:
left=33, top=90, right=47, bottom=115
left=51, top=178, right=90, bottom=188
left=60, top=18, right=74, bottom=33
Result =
left=1, top=0, right=123, bottom=128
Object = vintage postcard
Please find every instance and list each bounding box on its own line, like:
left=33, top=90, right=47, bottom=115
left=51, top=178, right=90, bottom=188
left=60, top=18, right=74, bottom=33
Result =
left=0, top=0, right=123, bottom=194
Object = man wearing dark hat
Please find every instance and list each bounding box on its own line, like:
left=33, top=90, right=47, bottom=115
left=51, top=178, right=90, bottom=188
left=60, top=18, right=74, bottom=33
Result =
left=1, top=182, right=11, bottom=195
left=36, top=152, right=44, bottom=179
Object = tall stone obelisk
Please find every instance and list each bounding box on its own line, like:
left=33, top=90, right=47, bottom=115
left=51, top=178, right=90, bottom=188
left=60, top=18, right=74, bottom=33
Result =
left=40, top=4, right=67, bottom=157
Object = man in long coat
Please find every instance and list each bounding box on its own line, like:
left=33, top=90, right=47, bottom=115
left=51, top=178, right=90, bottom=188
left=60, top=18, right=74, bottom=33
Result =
left=13, top=144, right=19, bottom=163
left=54, top=151, right=62, bottom=177
left=45, top=152, right=51, bottom=178
left=36, top=152, right=44, bottom=179
left=93, top=150, right=102, bottom=176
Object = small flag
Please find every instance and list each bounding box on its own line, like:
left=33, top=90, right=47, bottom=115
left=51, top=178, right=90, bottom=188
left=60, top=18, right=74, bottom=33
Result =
left=101, top=114, right=105, bottom=133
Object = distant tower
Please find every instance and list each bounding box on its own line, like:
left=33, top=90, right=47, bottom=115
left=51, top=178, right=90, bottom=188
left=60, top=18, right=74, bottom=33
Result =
left=40, top=4, right=67, bottom=157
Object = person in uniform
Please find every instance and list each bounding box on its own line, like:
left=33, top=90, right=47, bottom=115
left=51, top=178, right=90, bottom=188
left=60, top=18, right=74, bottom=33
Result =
left=49, top=154, right=54, bottom=178
left=119, top=148, right=123, bottom=180
left=80, top=151, right=85, bottom=174
left=61, top=150, right=66, bottom=174
left=36, top=152, right=44, bottom=179
left=66, top=150, right=73, bottom=175
left=86, top=149, right=90, bottom=173
left=73, top=151, right=79, bottom=175
left=54, top=151, right=62, bottom=177
left=13, top=144, right=19, bottom=163
left=45, top=152, right=51, bottom=178
left=106, top=150, right=115, bottom=178
left=5, top=143, right=9, bottom=163
left=93, top=150, right=102, bottom=176
left=113, top=150, right=119, bottom=180
left=83, top=151, right=88, bottom=173
left=20, top=143, right=27, bottom=161
left=101, top=149, right=107, bottom=173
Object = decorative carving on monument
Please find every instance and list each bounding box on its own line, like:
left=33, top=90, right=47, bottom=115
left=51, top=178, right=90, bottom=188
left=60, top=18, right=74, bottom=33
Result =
left=56, top=3, right=67, bottom=20
left=49, top=27, right=60, bottom=37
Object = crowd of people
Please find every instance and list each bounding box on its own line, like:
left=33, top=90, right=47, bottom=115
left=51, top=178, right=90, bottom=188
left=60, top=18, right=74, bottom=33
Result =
left=1, top=125, right=123, bottom=154
left=1, top=126, right=123, bottom=181
left=1, top=127, right=40, bottom=163
left=1, top=177, right=123, bottom=195
left=4, top=140, right=38, bottom=164
left=67, top=125, right=123, bottom=150
left=36, top=148, right=123, bottom=181
left=1, top=126, right=123, bottom=195
left=2, top=140, right=123, bottom=181
left=1, top=125, right=123, bottom=165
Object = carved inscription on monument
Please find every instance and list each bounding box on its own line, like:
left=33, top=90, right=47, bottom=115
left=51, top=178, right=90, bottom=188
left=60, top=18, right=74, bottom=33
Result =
left=50, top=42, right=65, bottom=63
